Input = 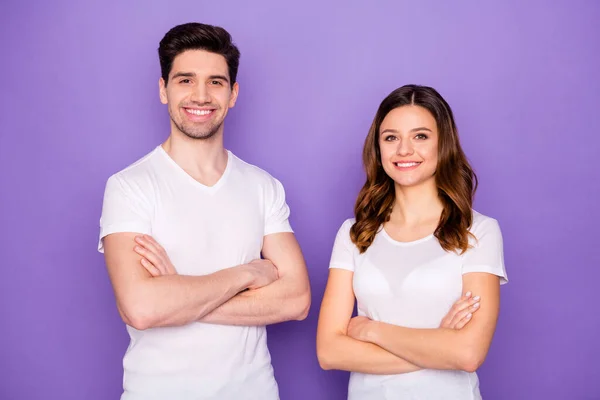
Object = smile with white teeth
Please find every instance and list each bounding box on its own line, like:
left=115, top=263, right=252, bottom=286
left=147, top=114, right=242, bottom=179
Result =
left=394, top=162, right=421, bottom=167
left=185, top=109, right=213, bottom=116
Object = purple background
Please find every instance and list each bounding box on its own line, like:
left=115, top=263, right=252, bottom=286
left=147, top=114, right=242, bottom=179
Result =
left=1, top=1, right=599, bottom=399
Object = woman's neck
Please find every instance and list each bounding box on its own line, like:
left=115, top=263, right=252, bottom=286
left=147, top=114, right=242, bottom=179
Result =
left=389, top=178, right=443, bottom=227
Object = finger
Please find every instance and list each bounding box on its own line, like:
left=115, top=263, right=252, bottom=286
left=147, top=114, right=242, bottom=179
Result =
left=451, top=291, right=472, bottom=310
left=165, top=260, right=177, bottom=275
left=134, top=235, right=162, bottom=258
left=141, top=236, right=176, bottom=274
left=142, top=235, right=167, bottom=256
left=442, top=294, right=477, bottom=328
left=450, top=302, right=481, bottom=328
left=140, top=258, right=162, bottom=277
left=134, top=245, right=167, bottom=274
left=452, top=294, right=480, bottom=314
left=450, top=292, right=472, bottom=310
left=452, top=296, right=481, bottom=319
left=453, top=312, right=473, bottom=329
left=447, top=297, right=472, bottom=321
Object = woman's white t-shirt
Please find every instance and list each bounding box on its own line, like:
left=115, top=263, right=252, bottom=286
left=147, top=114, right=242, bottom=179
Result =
left=329, top=211, right=508, bottom=400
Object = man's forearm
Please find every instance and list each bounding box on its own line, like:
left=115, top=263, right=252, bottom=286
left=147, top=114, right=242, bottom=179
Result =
left=124, top=266, right=254, bottom=330
left=199, top=277, right=310, bottom=326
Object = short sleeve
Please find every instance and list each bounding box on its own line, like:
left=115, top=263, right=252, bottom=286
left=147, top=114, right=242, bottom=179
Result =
left=97, top=174, right=152, bottom=253
left=329, top=219, right=358, bottom=272
left=264, top=177, right=293, bottom=236
left=462, top=217, right=508, bottom=284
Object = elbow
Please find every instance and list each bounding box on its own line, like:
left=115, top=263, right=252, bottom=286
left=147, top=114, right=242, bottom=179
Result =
left=296, top=294, right=312, bottom=321
left=118, top=299, right=156, bottom=331
left=290, top=292, right=311, bottom=321
left=126, top=314, right=153, bottom=331
left=316, top=346, right=335, bottom=370
left=456, top=349, right=486, bottom=373
left=318, top=357, right=333, bottom=371
left=316, top=334, right=342, bottom=371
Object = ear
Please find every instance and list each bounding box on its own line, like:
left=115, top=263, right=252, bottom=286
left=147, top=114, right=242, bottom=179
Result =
left=228, top=81, right=239, bottom=108
left=159, top=77, right=168, bottom=105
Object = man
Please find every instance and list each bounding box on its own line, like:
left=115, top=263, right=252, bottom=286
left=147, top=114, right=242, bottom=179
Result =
left=98, top=22, right=311, bottom=400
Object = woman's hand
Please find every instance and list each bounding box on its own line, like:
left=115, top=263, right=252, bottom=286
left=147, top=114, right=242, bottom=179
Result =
left=347, top=316, right=374, bottom=342
left=347, top=292, right=481, bottom=343
left=440, top=292, right=481, bottom=330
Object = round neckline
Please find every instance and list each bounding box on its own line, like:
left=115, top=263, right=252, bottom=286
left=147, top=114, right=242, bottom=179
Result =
left=379, top=226, right=435, bottom=246
left=156, top=145, right=233, bottom=194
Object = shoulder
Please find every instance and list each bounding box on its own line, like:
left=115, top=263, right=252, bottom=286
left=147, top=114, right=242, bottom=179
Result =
left=104, top=147, right=161, bottom=197
left=115, top=147, right=161, bottom=180
left=334, top=218, right=356, bottom=243
left=470, top=210, right=502, bottom=241
left=340, top=218, right=356, bottom=234
left=330, top=218, right=359, bottom=268
left=231, top=152, right=285, bottom=188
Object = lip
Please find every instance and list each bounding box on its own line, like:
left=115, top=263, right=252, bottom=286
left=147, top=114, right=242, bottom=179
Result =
left=182, top=107, right=216, bottom=122
left=392, top=161, right=422, bottom=171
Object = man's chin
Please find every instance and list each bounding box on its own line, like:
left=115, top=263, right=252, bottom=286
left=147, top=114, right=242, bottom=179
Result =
left=180, top=126, right=221, bottom=141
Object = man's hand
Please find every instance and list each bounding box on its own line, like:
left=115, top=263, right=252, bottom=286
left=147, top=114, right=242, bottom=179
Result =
left=244, top=259, right=279, bottom=289
left=133, top=235, right=177, bottom=276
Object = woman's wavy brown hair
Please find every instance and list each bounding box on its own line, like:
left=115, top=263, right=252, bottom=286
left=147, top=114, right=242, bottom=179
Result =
left=350, top=84, right=477, bottom=254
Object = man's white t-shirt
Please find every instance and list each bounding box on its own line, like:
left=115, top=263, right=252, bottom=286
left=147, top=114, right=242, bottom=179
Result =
left=329, top=211, right=508, bottom=400
left=98, top=146, right=293, bottom=400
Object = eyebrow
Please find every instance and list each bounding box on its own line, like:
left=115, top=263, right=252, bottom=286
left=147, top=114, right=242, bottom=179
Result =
left=171, top=72, right=196, bottom=80
left=171, top=72, right=230, bottom=83
left=380, top=127, right=433, bottom=135
left=208, top=75, right=230, bottom=83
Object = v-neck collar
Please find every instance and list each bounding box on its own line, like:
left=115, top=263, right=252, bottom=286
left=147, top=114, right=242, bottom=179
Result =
left=156, top=145, right=233, bottom=194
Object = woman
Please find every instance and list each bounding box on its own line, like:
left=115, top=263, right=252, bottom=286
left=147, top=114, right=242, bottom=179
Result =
left=316, top=84, right=508, bottom=399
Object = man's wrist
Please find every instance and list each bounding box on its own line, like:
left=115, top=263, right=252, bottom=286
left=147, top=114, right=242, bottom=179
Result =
left=236, top=264, right=256, bottom=291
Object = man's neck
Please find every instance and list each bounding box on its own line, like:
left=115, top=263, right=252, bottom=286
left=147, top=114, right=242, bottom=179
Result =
left=161, top=131, right=228, bottom=186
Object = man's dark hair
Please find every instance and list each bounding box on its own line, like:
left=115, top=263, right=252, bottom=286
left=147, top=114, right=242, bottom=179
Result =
left=158, top=22, right=240, bottom=86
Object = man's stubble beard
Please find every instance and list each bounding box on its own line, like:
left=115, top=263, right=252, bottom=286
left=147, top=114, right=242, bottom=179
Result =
left=170, top=106, right=224, bottom=141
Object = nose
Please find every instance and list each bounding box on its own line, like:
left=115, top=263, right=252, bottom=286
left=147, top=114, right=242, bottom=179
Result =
left=189, top=83, right=211, bottom=104
left=396, top=138, right=414, bottom=156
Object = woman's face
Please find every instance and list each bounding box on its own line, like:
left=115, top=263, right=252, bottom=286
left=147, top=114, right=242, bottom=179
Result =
left=378, top=105, right=439, bottom=188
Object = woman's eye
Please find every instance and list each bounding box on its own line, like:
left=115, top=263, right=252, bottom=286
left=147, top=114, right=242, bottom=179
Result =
left=384, top=135, right=396, bottom=141
left=415, top=134, right=428, bottom=140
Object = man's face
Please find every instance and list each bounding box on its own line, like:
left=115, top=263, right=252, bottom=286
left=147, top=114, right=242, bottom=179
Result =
left=159, top=49, right=239, bottom=140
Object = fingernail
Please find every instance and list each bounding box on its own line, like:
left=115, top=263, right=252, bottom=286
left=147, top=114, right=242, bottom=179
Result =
left=465, top=291, right=472, bottom=297
left=135, top=246, right=141, bottom=251
left=473, top=303, right=480, bottom=309
left=466, top=313, right=472, bottom=319
left=473, top=296, right=480, bottom=301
